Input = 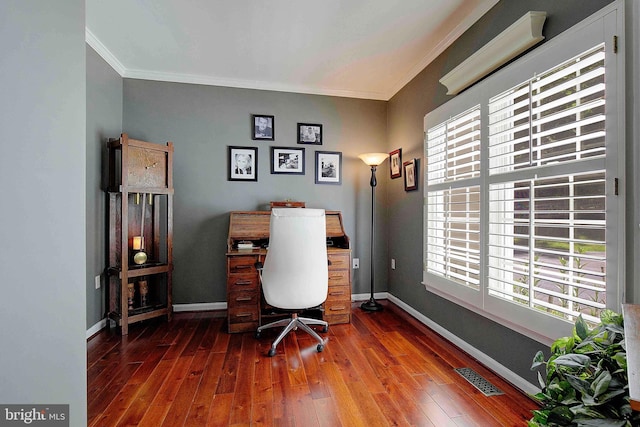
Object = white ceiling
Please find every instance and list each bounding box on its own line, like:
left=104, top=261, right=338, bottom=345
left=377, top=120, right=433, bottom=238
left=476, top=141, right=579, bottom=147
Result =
left=86, top=0, right=498, bottom=101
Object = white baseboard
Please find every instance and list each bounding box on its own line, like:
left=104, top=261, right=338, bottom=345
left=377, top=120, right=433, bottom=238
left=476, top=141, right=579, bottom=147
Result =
left=351, top=292, right=389, bottom=301
left=173, top=302, right=227, bottom=312
left=386, top=293, right=540, bottom=397
left=86, top=318, right=107, bottom=339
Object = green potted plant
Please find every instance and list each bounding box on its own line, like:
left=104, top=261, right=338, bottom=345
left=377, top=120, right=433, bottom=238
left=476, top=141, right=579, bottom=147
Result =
left=529, top=310, right=639, bottom=426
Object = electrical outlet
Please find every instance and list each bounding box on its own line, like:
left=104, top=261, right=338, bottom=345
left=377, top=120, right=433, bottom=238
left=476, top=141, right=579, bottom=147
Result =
left=391, top=258, right=396, bottom=270
left=352, top=258, right=359, bottom=269
left=95, top=275, right=101, bottom=289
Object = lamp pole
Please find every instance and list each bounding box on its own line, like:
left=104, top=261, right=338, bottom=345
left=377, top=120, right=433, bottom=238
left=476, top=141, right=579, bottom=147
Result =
left=358, top=153, right=388, bottom=311
left=361, top=164, right=383, bottom=311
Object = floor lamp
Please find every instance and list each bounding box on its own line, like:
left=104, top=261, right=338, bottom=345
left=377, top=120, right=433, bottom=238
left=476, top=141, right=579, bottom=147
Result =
left=358, top=152, right=389, bottom=312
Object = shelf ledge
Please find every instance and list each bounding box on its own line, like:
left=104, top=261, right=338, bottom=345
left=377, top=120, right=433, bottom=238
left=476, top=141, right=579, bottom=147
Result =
left=439, top=11, right=547, bottom=96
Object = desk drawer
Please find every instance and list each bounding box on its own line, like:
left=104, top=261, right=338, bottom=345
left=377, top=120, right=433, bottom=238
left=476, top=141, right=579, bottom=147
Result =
left=327, top=284, right=350, bottom=302
left=228, top=255, right=259, bottom=274
left=228, top=289, right=259, bottom=307
left=328, top=253, right=350, bottom=270
left=228, top=305, right=259, bottom=324
left=324, top=297, right=350, bottom=313
left=324, top=300, right=350, bottom=325
left=227, top=274, right=259, bottom=291
left=328, top=269, right=349, bottom=287
left=325, top=313, right=351, bottom=325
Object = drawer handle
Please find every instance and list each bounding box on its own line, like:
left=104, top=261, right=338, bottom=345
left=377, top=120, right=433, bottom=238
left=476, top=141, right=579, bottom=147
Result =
left=331, top=260, right=345, bottom=265
left=235, top=297, right=253, bottom=302
left=330, top=306, right=346, bottom=311
left=235, top=312, right=253, bottom=318
left=329, top=275, right=343, bottom=280
left=329, top=291, right=345, bottom=296
left=234, top=280, right=253, bottom=286
left=233, top=265, right=252, bottom=270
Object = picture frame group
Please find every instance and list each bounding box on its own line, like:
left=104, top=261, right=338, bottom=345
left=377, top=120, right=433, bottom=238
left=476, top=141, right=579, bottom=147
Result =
left=232, top=114, right=343, bottom=184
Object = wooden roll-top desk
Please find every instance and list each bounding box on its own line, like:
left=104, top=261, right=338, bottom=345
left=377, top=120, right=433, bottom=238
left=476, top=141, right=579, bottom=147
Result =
left=226, top=210, right=352, bottom=333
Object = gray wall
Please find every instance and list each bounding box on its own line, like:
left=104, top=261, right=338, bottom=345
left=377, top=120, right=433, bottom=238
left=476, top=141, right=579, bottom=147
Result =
left=386, top=0, right=618, bottom=385
left=0, top=0, right=87, bottom=424
left=122, top=80, right=388, bottom=305
left=86, top=46, right=123, bottom=328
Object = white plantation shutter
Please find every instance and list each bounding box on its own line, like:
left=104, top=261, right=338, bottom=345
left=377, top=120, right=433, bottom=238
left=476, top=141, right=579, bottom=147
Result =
left=426, top=107, right=481, bottom=289
left=487, top=45, right=607, bottom=324
left=423, top=6, right=622, bottom=341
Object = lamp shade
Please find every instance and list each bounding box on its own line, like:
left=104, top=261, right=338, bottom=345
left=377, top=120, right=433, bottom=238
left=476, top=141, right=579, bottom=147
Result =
left=358, top=152, right=389, bottom=166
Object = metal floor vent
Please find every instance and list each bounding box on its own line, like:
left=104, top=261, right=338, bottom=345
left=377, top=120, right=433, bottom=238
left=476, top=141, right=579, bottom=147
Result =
left=454, top=367, right=504, bottom=396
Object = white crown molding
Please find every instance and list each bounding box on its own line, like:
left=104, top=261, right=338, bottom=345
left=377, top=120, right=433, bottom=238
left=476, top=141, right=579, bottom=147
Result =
left=85, top=28, right=126, bottom=76
left=387, top=0, right=500, bottom=98
left=440, top=11, right=547, bottom=96
left=122, top=68, right=389, bottom=100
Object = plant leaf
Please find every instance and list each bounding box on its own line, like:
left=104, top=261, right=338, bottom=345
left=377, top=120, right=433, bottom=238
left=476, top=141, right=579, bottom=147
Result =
left=537, top=371, right=546, bottom=390
left=532, top=350, right=546, bottom=370
left=575, top=315, right=589, bottom=341
left=552, top=336, right=575, bottom=354
left=565, top=375, right=591, bottom=395
left=548, top=405, right=574, bottom=425
left=600, top=309, right=623, bottom=326
left=554, top=354, right=591, bottom=370
left=591, top=370, right=611, bottom=398
left=575, top=418, right=627, bottom=427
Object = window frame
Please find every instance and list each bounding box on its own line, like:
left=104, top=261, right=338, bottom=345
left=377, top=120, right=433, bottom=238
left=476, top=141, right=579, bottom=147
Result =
left=422, top=4, right=624, bottom=344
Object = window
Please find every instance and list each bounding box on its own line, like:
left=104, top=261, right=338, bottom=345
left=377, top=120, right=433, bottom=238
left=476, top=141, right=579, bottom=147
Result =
left=423, top=7, right=622, bottom=342
left=426, top=107, right=481, bottom=290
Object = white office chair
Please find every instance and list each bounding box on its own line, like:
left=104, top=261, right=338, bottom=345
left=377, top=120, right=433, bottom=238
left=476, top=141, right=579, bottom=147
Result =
left=255, top=208, right=329, bottom=357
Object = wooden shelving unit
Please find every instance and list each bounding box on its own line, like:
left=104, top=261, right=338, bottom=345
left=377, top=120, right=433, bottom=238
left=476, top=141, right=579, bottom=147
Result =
left=106, top=133, right=174, bottom=335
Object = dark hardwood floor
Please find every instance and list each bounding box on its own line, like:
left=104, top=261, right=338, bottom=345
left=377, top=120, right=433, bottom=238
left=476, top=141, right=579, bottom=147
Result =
left=88, top=300, right=539, bottom=426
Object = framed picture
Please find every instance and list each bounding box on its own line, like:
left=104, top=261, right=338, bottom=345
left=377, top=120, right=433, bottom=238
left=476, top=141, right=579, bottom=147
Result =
left=389, top=148, right=402, bottom=179
left=403, top=159, right=418, bottom=191
left=315, top=151, right=342, bottom=185
left=251, top=114, right=274, bottom=140
left=270, top=146, right=305, bottom=174
left=228, top=146, right=258, bottom=181
left=297, top=123, right=322, bottom=145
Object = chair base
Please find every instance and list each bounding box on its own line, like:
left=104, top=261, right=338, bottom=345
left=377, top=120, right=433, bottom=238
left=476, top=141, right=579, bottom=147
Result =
left=256, top=313, right=328, bottom=357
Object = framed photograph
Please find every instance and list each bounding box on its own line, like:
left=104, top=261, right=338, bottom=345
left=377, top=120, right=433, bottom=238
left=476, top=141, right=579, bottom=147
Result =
left=389, top=148, right=402, bottom=179
left=270, top=146, right=305, bottom=175
left=403, top=159, right=418, bottom=191
left=315, top=151, right=342, bottom=185
left=251, top=114, right=274, bottom=140
left=228, top=146, right=258, bottom=181
left=297, top=123, right=322, bottom=145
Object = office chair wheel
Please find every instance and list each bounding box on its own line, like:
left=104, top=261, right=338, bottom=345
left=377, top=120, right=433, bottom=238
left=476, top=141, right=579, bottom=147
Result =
left=268, top=348, right=277, bottom=357
left=322, top=325, right=328, bottom=333
left=255, top=331, right=261, bottom=339
left=316, top=344, right=324, bottom=352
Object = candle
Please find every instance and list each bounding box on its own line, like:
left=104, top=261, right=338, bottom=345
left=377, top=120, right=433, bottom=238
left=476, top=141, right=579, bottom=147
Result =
left=132, top=236, right=143, bottom=250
